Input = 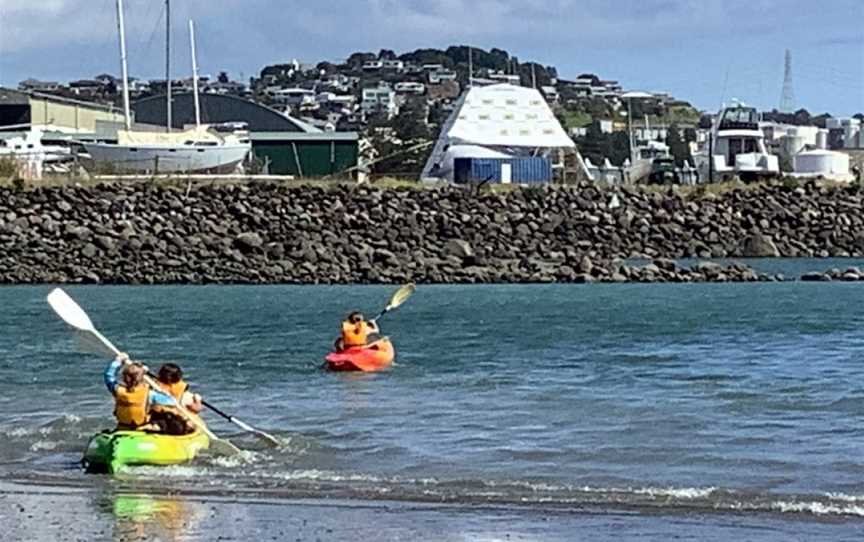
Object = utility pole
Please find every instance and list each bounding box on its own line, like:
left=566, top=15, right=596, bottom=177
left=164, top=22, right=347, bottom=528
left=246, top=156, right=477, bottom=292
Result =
left=468, top=45, right=473, bottom=88
left=166, top=0, right=172, bottom=132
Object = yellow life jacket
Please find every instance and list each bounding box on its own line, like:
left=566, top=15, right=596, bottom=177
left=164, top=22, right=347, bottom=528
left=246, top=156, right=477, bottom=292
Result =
left=160, top=380, right=189, bottom=402
left=114, top=385, right=149, bottom=428
left=341, top=320, right=372, bottom=348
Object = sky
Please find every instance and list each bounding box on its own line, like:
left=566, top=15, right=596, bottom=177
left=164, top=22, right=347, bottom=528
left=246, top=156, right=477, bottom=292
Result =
left=1, top=0, right=862, bottom=115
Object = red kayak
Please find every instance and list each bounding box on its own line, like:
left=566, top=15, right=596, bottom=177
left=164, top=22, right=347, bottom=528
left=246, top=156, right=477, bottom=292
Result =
left=325, top=338, right=395, bottom=372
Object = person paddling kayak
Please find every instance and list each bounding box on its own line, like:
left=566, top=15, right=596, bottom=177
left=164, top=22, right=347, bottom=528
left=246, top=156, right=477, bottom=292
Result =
left=334, top=311, right=380, bottom=352
left=104, top=353, right=175, bottom=432
left=156, top=363, right=204, bottom=414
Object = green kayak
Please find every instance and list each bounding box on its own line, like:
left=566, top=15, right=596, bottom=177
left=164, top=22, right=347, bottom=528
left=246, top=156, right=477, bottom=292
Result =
left=83, top=424, right=210, bottom=474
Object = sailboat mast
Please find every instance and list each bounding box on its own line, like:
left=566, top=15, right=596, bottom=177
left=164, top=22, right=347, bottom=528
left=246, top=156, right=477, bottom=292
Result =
left=468, top=45, right=473, bottom=89
left=189, top=20, right=201, bottom=127
left=116, top=0, right=131, bottom=130
left=166, top=0, right=172, bottom=132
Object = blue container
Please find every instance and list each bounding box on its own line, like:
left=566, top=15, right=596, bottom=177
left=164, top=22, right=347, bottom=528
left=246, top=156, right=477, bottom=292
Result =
left=453, top=157, right=553, bottom=184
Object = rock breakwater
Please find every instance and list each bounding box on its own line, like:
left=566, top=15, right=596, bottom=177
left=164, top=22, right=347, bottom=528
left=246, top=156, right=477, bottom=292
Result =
left=0, top=180, right=861, bottom=284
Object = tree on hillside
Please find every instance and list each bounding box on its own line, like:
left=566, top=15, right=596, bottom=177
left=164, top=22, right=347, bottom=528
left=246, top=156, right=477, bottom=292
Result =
left=365, top=97, right=433, bottom=177
left=316, top=61, right=337, bottom=74
left=217, top=71, right=229, bottom=84
left=575, top=123, right=630, bottom=167
left=398, top=48, right=453, bottom=68
left=666, top=123, right=691, bottom=166
left=346, top=52, right=377, bottom=68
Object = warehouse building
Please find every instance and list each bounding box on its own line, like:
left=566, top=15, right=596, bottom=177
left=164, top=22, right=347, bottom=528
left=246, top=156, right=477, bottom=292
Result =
left=0, top=88, right=127, bottom=135
left=133, top=93, right=358, bottom=177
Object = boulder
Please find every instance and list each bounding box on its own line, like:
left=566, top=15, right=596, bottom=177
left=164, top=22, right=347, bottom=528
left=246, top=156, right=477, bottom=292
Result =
left=740, top=232, right=780, bottom=257
left=235, top=232, right=264, bottom=251
left=444, top=239, right=474, bottom=258
left=81, top=243, right=98, bottom=259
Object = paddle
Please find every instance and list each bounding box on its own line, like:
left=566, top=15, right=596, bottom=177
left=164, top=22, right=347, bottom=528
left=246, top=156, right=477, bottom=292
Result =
left=138, top=370, right=280, bottom=447
left=371, top=283, right=416, bottom=324
left=46, top=288, right=242, bottom=456
left=198, top=400, right=280, bottom=446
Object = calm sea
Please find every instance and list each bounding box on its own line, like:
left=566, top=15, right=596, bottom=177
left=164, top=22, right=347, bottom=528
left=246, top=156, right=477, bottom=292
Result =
left=1, top=273, right=863, bottom=539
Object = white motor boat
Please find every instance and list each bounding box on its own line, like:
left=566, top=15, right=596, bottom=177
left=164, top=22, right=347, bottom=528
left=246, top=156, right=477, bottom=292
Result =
left=694, top=104, right=779, bottom=182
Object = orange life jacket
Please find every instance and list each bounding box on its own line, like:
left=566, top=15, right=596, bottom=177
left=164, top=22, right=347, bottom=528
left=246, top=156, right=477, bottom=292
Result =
left=341, top=320, right=372, bottom=348
left=160, top=380, right=189, bottom=402
left=114, top=385, right=149, bottom=428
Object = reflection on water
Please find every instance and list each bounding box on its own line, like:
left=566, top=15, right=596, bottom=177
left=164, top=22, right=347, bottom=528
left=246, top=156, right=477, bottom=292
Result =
left=106, top=493, right=200, bottom=542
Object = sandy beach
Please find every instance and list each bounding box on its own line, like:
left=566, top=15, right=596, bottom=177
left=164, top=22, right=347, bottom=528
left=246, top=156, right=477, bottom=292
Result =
left=1, top=480, right=861, bottom=542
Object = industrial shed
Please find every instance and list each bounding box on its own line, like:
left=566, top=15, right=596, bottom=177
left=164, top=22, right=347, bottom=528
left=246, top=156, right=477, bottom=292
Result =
left=0, top=88, right=126, bottom=133
left=251, top=132, right=358, bottom=177
left=133, top=93, right=359, bottom=177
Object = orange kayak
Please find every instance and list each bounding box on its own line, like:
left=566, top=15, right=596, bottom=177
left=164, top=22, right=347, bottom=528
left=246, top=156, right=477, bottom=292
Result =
left=325, top=338, right=395, bottom=372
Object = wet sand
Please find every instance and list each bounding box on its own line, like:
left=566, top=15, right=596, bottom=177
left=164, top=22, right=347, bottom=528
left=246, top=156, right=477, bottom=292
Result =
left=1, top=481, right=862, bottom=542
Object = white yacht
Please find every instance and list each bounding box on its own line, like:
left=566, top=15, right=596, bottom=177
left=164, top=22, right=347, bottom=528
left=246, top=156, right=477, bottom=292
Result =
left=83, top=124, right=251, bottom=174
left=694, top=104, right=779, bottom=182
left=82, top=0, right=250, bottom=174
left=0, top=129, right=75, bottom=177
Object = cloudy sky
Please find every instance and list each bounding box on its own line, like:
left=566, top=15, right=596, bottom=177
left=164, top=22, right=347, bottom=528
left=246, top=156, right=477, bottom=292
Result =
left=1, top=0, right=862, bottom=114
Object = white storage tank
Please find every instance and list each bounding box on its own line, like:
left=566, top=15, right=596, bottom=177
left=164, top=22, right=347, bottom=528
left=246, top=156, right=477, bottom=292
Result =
left=782, top=134, right=807, bottom=156
left=816, top=129, right=828, bottom=150
left=793, top=150, right=850, bottom=178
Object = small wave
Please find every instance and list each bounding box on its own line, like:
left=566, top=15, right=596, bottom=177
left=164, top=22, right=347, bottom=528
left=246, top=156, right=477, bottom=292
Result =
left=771, top=500, right=864, bottom=516
left=271, top=469, right=385, bottom=483
left=29, top=440, right=58, bottom=452
left=208, top=451, right=260, bottom=468
left=632, top=486, right=716, bottom=499
left=824, top=492, right=864, bottom=503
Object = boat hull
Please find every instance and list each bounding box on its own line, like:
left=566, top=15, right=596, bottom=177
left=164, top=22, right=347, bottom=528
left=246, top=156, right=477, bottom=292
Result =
left=81, top=142, right=250, bottom=174
left=83, top=426, right=210, bottom=474
left=325, top=338, right=395, bottom=372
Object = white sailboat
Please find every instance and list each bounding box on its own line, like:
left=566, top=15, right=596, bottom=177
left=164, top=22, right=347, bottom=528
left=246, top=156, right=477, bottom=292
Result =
left=82, top=0, right=250, bottom=174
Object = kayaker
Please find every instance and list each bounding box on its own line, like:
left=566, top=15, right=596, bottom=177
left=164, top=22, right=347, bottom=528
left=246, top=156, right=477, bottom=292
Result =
left=156, top=363, right=204, bottom=414
left=334, top=311, right=380, bottom=352
left=103, top=352, right=174, bottom=432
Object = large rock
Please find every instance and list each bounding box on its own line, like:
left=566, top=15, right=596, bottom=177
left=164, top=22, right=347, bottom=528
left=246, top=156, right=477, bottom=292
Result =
left=740, top=232, right=780, bottom=257
left=444, top=239, right=474, bottom=258
left=235, top=232, right=264, bottom=251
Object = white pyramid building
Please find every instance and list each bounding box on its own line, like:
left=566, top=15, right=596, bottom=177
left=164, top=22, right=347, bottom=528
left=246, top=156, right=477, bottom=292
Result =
left=421, top=83, right=576, bottom=182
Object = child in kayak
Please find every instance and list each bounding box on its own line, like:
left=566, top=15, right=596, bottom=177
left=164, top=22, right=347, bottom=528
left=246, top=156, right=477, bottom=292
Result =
left=103, top=352, right=175, bottom=432
left=334, top=311, right=380, bottom=352
left=156, top=363, right=204, bottom=414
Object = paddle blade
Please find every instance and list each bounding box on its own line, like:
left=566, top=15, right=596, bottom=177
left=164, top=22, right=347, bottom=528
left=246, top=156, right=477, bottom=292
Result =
left=386, top=283, right=415, bottom=312
left=74, top=330, right=119, bottom=358
left=210, top=438, right=244, bottom=456
left=47, top=288, right=95, bottom=332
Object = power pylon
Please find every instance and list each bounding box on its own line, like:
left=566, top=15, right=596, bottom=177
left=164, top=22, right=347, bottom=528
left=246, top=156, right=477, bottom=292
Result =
left=779, top=49, right=795, bottom=113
